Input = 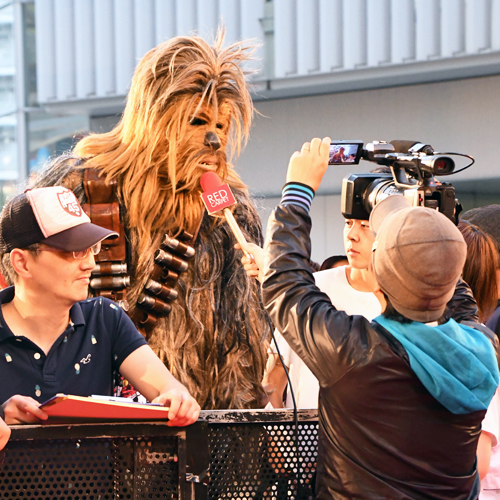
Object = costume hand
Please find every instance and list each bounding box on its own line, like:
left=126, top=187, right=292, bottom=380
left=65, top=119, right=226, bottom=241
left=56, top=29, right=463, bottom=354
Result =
left=152, top=388, right=201, bottom=427
left=235, top=242, right=264, bottom=282
left=286, top=137, right=331, bottom=192
left=0, top=418, right=10, bottom=450
left=1, top=395, right=48, bottom=424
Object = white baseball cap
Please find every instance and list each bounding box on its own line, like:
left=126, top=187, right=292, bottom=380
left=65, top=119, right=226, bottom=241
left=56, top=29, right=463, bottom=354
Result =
left=0, top=186, right=118, bottom=252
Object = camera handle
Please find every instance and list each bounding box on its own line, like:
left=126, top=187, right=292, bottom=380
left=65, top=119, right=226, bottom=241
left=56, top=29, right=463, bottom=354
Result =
left=389, top=160, right=424, bottom=188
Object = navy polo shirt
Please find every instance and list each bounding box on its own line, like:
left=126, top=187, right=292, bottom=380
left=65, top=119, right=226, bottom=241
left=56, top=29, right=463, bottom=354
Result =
left=0, top=287, right=147, bottom=405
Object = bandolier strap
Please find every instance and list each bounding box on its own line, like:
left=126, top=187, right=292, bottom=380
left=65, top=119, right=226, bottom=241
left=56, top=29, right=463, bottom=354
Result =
left=81, top=168, right=197, bottom=339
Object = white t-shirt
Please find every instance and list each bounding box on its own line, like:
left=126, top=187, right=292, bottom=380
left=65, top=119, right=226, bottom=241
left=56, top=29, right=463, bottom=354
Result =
left=481, top=389, right=500, bottom=498
left=270, top=265, right=382, bottom=408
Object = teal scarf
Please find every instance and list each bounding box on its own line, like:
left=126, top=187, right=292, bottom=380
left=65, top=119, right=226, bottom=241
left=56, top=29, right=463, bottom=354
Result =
left=373, top=316, right=499, bottom=414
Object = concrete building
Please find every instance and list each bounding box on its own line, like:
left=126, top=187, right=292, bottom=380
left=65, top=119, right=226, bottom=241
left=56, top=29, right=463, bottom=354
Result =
left=8, top=0, right=500, bottom=262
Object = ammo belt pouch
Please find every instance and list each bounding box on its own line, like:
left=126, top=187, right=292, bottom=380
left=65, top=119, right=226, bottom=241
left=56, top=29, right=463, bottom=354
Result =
left=130, top=231, right=195, bottom=336
left=81, top=168, right=196, bottom=338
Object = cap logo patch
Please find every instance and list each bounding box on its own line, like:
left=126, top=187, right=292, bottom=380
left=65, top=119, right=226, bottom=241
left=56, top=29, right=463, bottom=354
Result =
left=57, top=190, right=82, bottom=217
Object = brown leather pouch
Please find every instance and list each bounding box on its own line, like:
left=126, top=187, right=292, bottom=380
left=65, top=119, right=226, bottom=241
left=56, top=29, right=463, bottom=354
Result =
left=82, top=169, right=126, bottom=262
left=83, top=169, right=116, bottom=203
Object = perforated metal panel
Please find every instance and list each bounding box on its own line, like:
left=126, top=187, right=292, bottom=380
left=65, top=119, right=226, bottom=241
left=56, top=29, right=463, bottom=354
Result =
left=114, top=437, right=179, bottom=499
left=208, top=421, right=318, bottom=499
left=4, top=412, right=319, bottom=499
left=0, top=435, right=179, bottom=499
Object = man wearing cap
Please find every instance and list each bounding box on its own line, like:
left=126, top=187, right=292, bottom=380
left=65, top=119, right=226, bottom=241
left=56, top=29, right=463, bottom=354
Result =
left=261, top=137, right=500, bottom=499
left=0, top=186, right=200, bottom=427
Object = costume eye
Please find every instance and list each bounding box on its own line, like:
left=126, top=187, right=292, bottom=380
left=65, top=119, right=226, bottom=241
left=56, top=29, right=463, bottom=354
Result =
left=190, top=118, right=207, bottom=126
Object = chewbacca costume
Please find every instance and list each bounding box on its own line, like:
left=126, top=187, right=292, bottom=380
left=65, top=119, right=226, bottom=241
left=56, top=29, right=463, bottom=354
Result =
left=29, top=34, right=271, bottom=410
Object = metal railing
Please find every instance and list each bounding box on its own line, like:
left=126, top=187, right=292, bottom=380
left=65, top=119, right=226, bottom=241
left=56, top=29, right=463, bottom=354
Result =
left=2, top=409, right=319, bottom=499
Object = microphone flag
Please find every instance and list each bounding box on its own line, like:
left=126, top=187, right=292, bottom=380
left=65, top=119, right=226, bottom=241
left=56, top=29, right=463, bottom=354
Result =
left=199, top=172, right=252, bottom=259
left=200, top=172, right=237, bottom=214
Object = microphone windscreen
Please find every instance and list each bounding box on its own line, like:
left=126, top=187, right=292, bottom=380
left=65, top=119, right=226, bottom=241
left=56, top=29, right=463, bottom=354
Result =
left=390, top=140, right=421, bottom=154
left=200, top=172, right=223, bottom=193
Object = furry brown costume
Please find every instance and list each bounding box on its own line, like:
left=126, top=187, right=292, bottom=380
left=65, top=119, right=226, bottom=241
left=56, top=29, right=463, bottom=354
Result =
left=29, top=33, right=271, bottom=409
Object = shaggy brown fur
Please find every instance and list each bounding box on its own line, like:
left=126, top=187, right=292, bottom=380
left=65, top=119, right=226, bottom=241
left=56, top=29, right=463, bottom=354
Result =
left=30, top=32, right=271, bottom=409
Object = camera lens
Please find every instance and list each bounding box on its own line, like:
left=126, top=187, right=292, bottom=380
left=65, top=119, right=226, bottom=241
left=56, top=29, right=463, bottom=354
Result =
left=363, top=178, right=406, bottom=215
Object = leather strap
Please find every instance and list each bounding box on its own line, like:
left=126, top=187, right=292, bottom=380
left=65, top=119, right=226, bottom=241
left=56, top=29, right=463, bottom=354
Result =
left=83, top=170, right=126, bottom=262
left=82, top=169, right=128, bottom=303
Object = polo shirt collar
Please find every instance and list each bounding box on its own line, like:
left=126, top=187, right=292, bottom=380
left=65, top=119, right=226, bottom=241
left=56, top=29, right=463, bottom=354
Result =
left=0, top=286, right=14, bottom=307
left=69, top=301, right=85, bottom=327
left=0, top=287, right=15, bottom=341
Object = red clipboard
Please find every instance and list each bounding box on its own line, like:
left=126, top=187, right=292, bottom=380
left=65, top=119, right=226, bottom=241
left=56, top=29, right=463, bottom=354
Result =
left=39, top=394, right=170, bottom=421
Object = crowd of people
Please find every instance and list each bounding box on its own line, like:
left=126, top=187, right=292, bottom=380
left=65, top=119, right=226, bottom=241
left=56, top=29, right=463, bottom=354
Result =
left=2, top=137, right=498, bottom=499
left=1, top=152, right=500, bottom=499
left=0, top=34, right=499, bottom=500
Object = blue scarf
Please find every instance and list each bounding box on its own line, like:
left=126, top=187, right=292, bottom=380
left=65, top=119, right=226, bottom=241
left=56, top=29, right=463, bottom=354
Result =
left=373, top=316, right=499, bottom=414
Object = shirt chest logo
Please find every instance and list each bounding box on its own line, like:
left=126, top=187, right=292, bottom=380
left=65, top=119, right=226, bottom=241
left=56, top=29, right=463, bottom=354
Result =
left=80, top=354, right=91, bottom=365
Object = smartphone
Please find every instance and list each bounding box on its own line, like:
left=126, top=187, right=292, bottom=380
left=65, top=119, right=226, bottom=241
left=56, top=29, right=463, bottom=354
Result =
left=328, top=141, right=364, bottom=165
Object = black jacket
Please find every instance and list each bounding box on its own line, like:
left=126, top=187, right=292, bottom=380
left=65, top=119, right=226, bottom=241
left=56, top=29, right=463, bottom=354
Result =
left=262, top=204, right=499, bottom=500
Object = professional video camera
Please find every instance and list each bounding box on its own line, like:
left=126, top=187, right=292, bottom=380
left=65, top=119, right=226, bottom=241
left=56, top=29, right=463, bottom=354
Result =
left=329, top=140, right=474, bottom=223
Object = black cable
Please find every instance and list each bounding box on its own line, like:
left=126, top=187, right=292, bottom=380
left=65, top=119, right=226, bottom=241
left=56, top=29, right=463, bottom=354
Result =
left=265, top=313, right=301, bottom=498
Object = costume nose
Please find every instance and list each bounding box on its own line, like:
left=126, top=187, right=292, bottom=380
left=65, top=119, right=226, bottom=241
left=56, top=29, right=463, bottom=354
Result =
left=204, top=131, right=222, bottom=150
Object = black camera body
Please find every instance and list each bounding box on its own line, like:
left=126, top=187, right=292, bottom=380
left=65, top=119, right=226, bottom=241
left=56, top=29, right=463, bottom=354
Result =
left=336, top=140, right=463, bottom=223
left=341, top=173, right=458, bottom=222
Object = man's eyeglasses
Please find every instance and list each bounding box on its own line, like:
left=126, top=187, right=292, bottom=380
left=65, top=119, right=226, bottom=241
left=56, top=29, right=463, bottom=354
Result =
left=39, top=241, right=102, bottom=260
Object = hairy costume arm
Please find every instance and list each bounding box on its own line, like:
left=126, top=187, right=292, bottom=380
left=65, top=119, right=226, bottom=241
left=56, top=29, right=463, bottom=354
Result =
left=119, top=345, right=200, bottom=426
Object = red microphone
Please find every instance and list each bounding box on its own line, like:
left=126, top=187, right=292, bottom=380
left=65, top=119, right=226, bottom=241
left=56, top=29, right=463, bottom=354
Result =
left=200, top=172, right=252, bottom=259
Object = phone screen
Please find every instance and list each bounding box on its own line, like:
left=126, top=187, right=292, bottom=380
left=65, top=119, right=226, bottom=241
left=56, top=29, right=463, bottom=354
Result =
left=328, top=142, right=363, bottom=165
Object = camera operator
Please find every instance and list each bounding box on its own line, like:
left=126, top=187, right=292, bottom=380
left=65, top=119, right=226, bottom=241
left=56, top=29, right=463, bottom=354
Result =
left=243, top=183, right=479, bottom=411
left=260, top=137, right=500, bottom=499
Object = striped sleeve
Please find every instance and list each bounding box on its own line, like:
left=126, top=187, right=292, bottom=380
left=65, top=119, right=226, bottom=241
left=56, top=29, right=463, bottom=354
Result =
left=280, top=182, right=315, bottom=213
